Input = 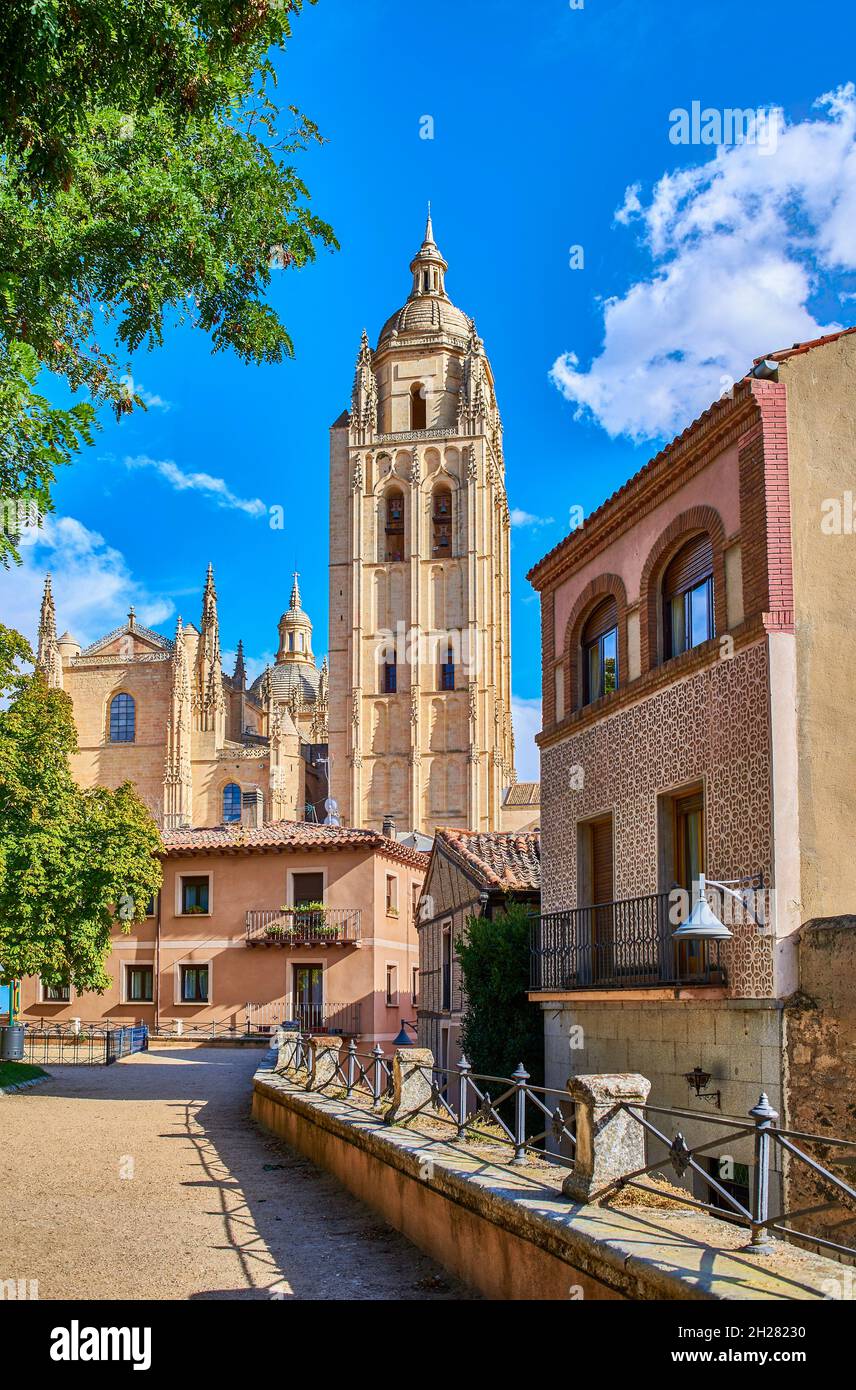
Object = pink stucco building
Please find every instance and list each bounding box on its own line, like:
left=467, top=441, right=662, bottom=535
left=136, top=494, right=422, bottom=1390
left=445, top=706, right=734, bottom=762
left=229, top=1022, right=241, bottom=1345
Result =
left=19, top=823, right=427, bottom=1048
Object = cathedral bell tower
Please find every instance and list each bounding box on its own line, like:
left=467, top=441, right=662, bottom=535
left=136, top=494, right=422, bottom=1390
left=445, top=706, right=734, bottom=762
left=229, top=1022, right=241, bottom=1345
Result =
left=328, top=211, right=515, bottom=835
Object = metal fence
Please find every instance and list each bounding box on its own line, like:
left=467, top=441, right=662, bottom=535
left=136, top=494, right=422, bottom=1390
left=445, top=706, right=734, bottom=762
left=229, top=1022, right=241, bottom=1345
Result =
left=277, top=1037, right=577, bottom=1167
left=596, top=1094, right=856, bottom=1260
left=273, top=1037, right=856, bottom=1259
left=23, top=1023, right=148, bottom=1066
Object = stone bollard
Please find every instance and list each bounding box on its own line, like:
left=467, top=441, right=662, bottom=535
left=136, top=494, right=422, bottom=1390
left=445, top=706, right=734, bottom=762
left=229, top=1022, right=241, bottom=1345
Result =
left=562, top=1072, right=651, bottom=1203
left=307, top=1035, right=342, bottom=1091
left=385, top=1047, right=436, bottom=1125
left=274, top=1026, right=301, bottom=1075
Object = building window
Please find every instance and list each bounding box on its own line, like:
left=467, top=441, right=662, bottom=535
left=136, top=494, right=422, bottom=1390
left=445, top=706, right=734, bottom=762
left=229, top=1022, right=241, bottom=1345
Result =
left=440, top=643, right=455, bottom=691
left=126, top=965, right=153, bottom=1003
left=180, top=876, right=210, bottom=915
left=293, top=964, right=323, bottom=1030
left=383, top=661, right=397, bottom=694
left=386, top=874, right=399, bottom=916
left=663, top=534, right=715, bottom=659
left=108, top=692, right=135, bottom=743
left=42, top=980, right=70, bottom=1003
left=179, top=964, right=209, bottom=1003
left=145, top=895, right=156, bottom=917
left=386, top=963, right=398, bottom=1006
left=411, top=965, right=419, bottom=1002
left=291, top=871, right=325, bottom=906
left=582, top=598, right=618, bottom=704
left=432, top=486, right=452, bottom=554
left=385, top=488, right=405, bottom=562
left=441, top=923, right=452, bottom=1011
left=222, top=783, right=241, bottom=823
left=410, top=383, right=427, bottom=430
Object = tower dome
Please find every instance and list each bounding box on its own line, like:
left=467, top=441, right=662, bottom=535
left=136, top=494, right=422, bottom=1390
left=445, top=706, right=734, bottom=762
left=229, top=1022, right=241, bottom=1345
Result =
left=378, top=208, right=470, bottom=347
left=276, top=572, right=314, bottom=665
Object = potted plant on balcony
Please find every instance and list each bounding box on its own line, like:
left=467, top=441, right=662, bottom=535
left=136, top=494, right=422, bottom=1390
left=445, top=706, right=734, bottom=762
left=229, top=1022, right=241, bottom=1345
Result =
left=265, top=919, right=296, bottom=943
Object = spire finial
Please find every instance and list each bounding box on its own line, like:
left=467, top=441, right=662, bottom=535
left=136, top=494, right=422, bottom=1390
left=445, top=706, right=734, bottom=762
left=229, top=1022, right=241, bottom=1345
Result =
left=290, top=571, right=301, bottom=610
left=425, top=201, right=434, bottom=245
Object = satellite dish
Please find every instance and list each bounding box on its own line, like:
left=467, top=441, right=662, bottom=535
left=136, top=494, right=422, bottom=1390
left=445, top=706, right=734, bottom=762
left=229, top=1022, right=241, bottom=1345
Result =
left=323, top=797, right=341, bottom=827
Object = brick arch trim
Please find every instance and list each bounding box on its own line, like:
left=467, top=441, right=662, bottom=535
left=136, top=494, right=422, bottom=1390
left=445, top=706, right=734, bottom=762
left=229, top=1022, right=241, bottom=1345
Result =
left=638, top=505, right=727, bottom=673
left=560, top=573, right=629, bottom=715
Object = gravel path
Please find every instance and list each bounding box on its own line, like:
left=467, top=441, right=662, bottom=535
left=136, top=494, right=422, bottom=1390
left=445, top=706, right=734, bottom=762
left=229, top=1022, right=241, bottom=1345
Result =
left=0, top=1047, right=471, bottom=1300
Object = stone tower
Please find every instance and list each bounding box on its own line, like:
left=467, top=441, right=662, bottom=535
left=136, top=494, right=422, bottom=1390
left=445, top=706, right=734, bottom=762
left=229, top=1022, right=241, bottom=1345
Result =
left=328, top=211, right=515, bottom=834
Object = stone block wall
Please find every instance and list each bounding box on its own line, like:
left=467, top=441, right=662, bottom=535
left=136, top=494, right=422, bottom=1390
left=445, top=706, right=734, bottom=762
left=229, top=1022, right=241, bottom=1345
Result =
left=784, top=917, right=856, bottom=1251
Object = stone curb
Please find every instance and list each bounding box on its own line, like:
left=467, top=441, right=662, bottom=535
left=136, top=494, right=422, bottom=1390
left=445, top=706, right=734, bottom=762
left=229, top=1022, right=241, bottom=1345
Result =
left=0, top=1074, right=52, bottom=1096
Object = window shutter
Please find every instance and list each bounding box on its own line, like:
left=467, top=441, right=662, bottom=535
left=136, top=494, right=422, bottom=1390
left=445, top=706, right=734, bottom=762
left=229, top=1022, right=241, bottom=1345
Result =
left=591, top=818, right=614, bottom=905
left=582, top=597, right=618, bottom=645
left=663, top=534, right=713, bottom=598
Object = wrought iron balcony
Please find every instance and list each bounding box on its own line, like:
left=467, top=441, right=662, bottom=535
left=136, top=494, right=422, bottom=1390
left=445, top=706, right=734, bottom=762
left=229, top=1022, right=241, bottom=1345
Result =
left=530, top=891, right=727, bottom=992
left=245, top=906, right=361, bottom=947
left=246, top=1000, right=362, bottom=1036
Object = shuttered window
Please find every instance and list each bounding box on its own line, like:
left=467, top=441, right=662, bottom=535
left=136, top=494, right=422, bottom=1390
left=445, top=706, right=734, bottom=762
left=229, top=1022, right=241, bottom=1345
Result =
left=582, top=597, right=619, bottom=705
left=663, top=535, right=715, bottom=659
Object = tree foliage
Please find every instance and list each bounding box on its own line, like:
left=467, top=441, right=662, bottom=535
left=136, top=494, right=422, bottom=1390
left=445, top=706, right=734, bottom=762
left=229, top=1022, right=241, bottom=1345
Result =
left=0, top=669, right=163, bottom=991
left=458, top=900, right=544, bottom=1086
left=0, top=1, right=336, bottom=563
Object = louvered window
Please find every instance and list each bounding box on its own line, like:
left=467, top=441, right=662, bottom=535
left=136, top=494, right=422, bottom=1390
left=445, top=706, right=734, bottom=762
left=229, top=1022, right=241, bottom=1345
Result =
left=663, top=535, right=714, bottom=658
left=582, top=597, right=618, bottom=704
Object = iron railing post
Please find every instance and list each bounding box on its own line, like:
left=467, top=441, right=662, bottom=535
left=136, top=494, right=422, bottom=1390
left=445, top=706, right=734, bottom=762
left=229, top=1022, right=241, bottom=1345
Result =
left=346, top=1038, right=357, bottom=1096
left=457, top=1054, right=471, bottom=1140
left=371, top=1043, right=384, bottom=1107
left=749, top=1092, right=778, bottom=1249
left=511, top=1063, right=530, bottom=1164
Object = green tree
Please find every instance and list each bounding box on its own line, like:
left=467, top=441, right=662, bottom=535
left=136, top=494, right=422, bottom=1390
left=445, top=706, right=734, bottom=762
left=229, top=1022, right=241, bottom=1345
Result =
left=0, top=0, right=337, bottom=563
left=458, top=900, right=544, bottom=1086
left=0, top=670, right=162, bottom=991
left=0, top=621, right=33, bottom=697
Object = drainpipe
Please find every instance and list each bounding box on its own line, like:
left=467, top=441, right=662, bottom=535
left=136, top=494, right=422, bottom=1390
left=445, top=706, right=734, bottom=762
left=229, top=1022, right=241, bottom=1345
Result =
left=154, top=885, right=162, bottom=1034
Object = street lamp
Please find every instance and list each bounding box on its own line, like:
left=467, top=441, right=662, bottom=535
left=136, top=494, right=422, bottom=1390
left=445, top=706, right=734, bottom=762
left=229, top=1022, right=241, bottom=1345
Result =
left=671, top=872, right=765, bottom=943
left=393, top=1018, right=418, bottom=1048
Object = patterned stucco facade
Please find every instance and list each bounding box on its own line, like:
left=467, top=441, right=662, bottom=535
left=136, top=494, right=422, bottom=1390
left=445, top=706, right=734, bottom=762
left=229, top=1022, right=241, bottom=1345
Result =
left=541, top=638, right=775, bottom=999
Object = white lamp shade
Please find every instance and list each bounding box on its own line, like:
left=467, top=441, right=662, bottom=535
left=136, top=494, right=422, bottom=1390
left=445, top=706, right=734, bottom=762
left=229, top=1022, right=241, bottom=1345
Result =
left=672, top=895, right=733, bottom=942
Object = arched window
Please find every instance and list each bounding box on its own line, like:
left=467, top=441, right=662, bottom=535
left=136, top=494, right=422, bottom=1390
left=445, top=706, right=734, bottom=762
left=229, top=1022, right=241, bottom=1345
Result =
left=222, top=783, right=242, bottom=823
left=109, top=692, right=135, bottom=743
left=410, top=383, right=427, bottom=431
left=385, top=487, right=405, bottom=562
left=432, top=486, right=452, bottom=555
left=439, top=641, right=455, bottom=691
left=663, top=535, right=714, bottom=659
left=582, top=599, right=618, bottom=704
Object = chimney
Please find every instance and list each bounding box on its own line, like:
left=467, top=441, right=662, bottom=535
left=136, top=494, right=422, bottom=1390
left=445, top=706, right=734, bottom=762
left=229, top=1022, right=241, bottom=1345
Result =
left=382, top=813, right=396, bottom=840
left=241, top=789, right=264, bottom=829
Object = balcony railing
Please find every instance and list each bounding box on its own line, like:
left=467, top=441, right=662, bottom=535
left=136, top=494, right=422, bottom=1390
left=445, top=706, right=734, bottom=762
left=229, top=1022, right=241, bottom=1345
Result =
left=530, top=891, right=727, bottom=992
left=247, top=1000, right=362, bottom=1036
left=246, top=906, right=361, bottom=947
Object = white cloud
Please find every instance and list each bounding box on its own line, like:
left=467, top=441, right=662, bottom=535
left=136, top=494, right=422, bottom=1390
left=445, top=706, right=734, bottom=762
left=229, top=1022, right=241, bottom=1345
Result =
left=551, top=84, right=856, bottom=442
left=124, top=454, right=267, bottom=518
left=509, top=507, right=555, bottom=529
left=0, top=514, right=175, bottom=651
left=511, top=694, right=541, bottom=782
left=119, top=374, right=171, bottom=411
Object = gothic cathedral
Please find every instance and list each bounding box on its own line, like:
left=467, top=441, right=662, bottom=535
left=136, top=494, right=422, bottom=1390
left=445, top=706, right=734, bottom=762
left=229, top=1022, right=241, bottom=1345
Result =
left=328, top=213, right=516, bottom=834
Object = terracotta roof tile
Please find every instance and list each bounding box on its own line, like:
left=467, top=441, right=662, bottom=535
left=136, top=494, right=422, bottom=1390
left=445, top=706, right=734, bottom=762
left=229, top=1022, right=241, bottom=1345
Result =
left=435, top=827, right=541, bottom=893
left=160, top=821, right=428, bottom=869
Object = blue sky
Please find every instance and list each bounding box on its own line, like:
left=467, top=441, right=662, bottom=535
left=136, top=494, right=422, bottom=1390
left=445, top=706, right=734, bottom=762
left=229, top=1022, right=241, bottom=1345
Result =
left=6, top=0, right=856, bottom=778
